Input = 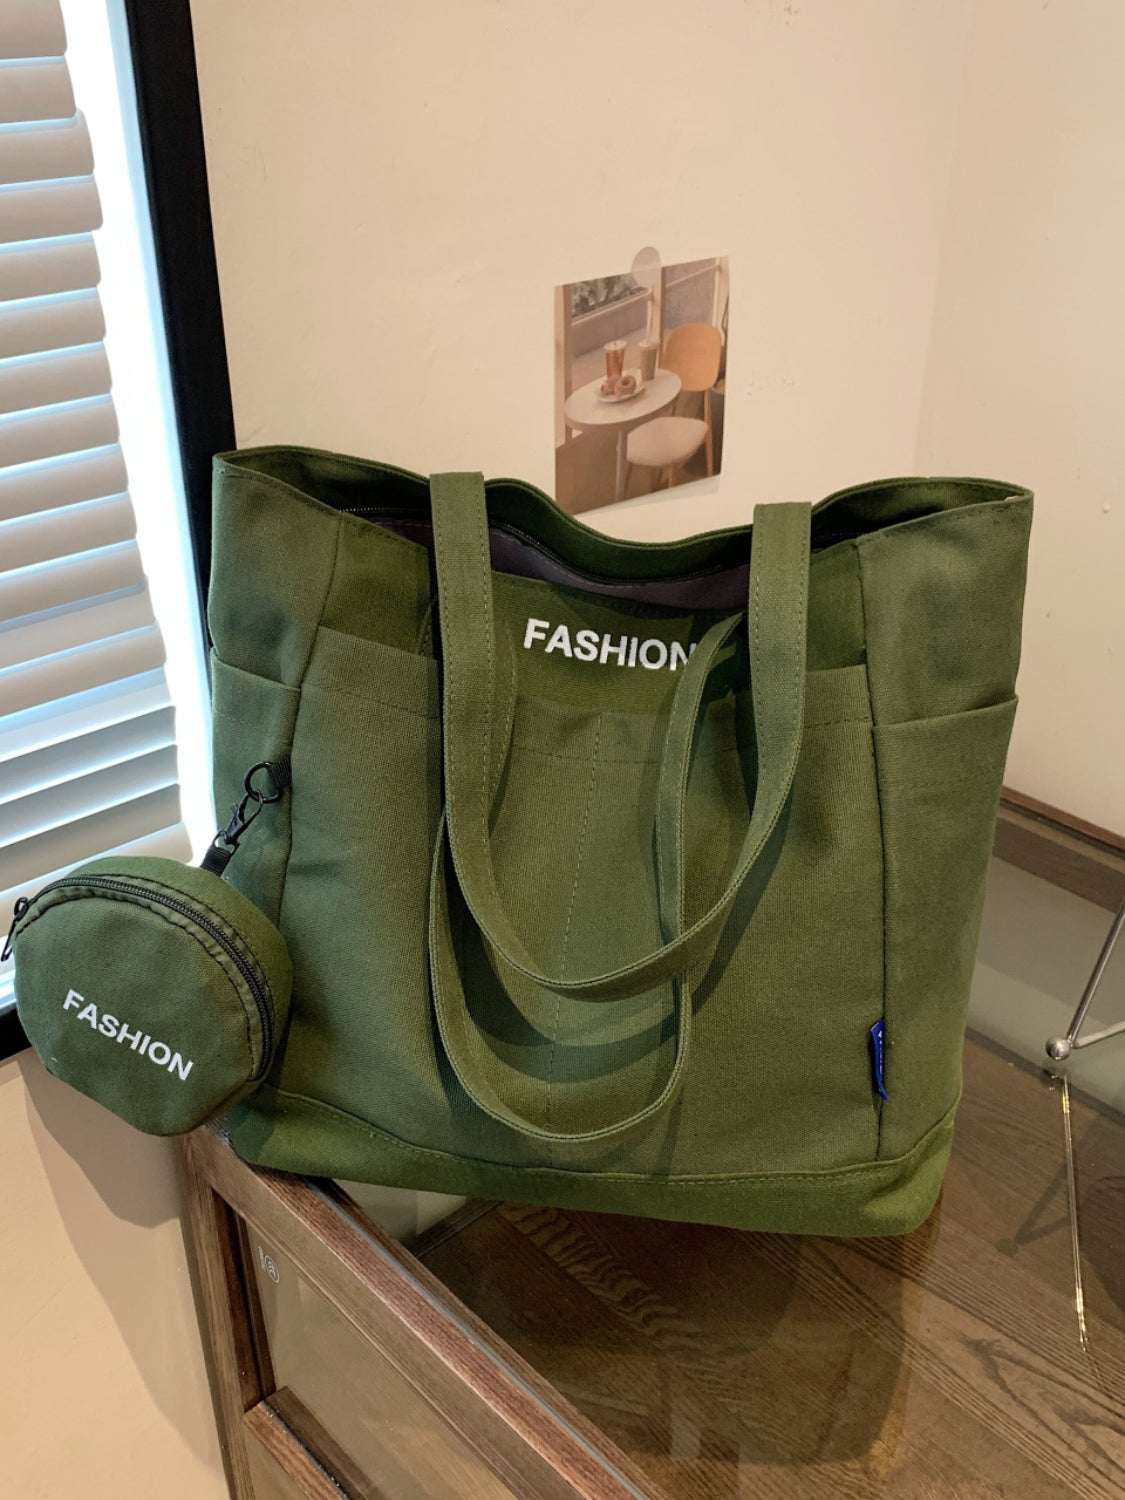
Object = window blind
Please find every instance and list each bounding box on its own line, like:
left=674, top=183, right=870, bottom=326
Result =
left=1, top=0, right=190, bottom=1002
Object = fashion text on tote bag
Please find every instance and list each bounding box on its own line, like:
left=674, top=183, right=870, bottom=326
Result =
left=210, top=450, right=1031, bottom=1236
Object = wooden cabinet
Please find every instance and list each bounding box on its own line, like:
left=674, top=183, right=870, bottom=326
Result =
left=181, top=1128, right=650, bottom=1499
left=182, top=1037, right=1125, bottom=1499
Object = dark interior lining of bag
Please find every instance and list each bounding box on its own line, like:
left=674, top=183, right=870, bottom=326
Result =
left=375, top=516, right=752, bottom=609
left=220, top=449, right=1026, bottom=608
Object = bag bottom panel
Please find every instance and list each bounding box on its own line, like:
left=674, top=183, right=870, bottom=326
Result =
left=224, top=1087, right=956, bottom=1238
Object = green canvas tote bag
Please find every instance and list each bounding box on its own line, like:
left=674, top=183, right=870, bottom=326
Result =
left=210, top=449, right=1031, bottom=1236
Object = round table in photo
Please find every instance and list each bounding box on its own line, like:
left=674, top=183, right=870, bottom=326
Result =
left=563, top=368, right=682, bottom=504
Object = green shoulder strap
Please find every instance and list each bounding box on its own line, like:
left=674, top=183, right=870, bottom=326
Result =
left=428, top=473, right=809, bottom=1142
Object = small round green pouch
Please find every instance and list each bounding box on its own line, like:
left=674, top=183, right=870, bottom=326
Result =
left=6, top=854, right=291, bottom=1137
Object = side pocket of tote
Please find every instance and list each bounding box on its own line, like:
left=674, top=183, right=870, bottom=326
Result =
left=211, top=653, right=301, bottom=925
left=873, top=697, right=1016, bottom=1160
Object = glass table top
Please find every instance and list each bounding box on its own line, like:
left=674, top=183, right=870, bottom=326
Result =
left=413, top=1037, right=1124, bottom=1496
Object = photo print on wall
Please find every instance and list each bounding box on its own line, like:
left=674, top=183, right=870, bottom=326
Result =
left=554, top=249, right=729, bottom=515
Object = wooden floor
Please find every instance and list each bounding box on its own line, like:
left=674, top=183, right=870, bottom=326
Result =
left=420, top=1038, right=1125, bottom=1498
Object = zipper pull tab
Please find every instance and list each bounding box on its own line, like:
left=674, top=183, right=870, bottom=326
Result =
left=869, top=1018, right=888, bottom=1101
left=200, top=757, right=291, bottom=876
left=2, top=895, right=31, bottom=963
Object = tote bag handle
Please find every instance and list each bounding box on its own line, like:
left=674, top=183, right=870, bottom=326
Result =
left=428, top=473, right=809, bottom=1142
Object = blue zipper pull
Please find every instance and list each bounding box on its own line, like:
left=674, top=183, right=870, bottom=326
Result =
left=869, top=1019, right=888, bottom=1101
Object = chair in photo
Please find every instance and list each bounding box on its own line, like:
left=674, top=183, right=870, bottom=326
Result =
left=625, top=322, right=723, bottom=492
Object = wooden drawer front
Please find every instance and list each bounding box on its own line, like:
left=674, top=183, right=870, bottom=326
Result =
left=242, top=1403, right=345, bottom=1500
left=244, top=1435, right=313, bottom=1500
left=246, top=1229, right=516, bottom=1498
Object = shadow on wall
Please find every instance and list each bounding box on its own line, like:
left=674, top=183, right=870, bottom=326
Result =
left=16, top=1051, right=221, bottom=1472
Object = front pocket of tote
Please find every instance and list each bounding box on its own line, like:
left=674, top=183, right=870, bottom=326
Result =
left=277, top=640, right=889, bottom=1177
left=490, top=666, right=888, bottom=1179
left=651, top=686, right=887, bottom=1178
left=275, top=631, right=554, bottom=1166
left=873, top=697, right=1017, bottom=1159
left=275, top=633, right=445, bottom=1131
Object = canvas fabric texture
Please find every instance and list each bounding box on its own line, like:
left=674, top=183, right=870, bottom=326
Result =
left=210, top=448, right=1031, bottom=1236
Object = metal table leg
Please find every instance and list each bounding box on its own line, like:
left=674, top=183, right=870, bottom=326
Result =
left=1046, top=897, right=1125, bottom=1061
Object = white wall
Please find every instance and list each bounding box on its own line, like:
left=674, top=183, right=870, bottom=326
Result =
left=917, top=0, right=1125, bottom=831
left=192, top=0, right=971, bottom=520
left=190, top=0, right=1125, bottom=830
left=0, top=1056, right=226, bottom=1500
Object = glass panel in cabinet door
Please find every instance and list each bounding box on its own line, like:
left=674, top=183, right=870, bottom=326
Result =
left=242, top=1229, right=518, bottom=1499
